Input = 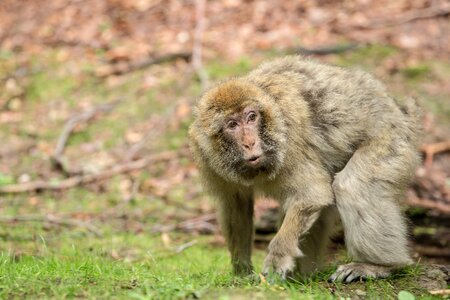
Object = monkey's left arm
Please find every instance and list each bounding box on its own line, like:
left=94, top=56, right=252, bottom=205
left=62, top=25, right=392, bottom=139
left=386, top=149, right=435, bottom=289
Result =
left=262, top=172, right=333, bottom=278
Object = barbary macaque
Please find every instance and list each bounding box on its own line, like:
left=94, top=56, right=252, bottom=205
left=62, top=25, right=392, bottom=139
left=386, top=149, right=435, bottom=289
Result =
left=188, top=56, right=421, bottom=282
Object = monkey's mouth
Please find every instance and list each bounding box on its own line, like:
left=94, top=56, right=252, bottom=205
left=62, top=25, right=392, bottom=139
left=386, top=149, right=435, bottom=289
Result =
left=246, top=155, right=263, bottom=167
left=238, top=154, right=272, bottom=178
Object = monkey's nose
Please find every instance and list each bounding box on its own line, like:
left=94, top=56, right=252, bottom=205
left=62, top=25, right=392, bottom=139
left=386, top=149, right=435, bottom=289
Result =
left=242, top=139, right=256, bottom=150
left=243, top=143, right=254, bottom=150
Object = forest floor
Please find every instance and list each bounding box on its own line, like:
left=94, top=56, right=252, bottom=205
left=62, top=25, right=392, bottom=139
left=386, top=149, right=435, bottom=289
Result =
left=1, top=44, right=449, bottom=299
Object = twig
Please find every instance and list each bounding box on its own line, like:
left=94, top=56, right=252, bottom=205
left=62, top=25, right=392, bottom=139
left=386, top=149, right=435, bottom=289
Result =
left=360, top=4, right=450, bottom=29
left=174, top=240, right=198, bottom=253
left=405, top=196, right=450, bottom=214
left=420, top=141, right=450, bottom=169
left=0, top=151, right=178, bottom=194
left=414, top=245, right=450, bottom=258
left=152, top=213, right=216, bottom=233
left=125, top=179, right=140, bottom=202
left=124, top=114, right=172, bottom=162
left=123, top=95, right=192, bottom=162
left=52, top=99, right=122, bottom=175
left=192, top=0, right=209, bottom=91
left=291, top=43, right=360, bottom=56
left=0, top=215, right=102, bottom=236
left=96, top=52, right=192, bottom=77
left=429, top=289, right=450, bottom=296
left=123, top=129, right=159, bottom=162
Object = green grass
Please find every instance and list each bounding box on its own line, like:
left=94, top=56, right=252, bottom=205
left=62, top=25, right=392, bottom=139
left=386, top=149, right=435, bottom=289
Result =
left=401, top=64, right=431, bottom=80
left=0, top=227, right=244, bottom=299
left=206, top=57, right=253, bottom=80
left=334, top=44, right=398, bottom=68
left=0, top=237, right=233, bottom=299
left=0, top=226, right=437, bottom=299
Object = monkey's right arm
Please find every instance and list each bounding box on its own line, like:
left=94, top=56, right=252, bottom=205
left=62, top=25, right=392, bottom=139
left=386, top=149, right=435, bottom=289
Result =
left=263, top=168, right=333, bottom=278
left=200, top=165, right=255, bottom=276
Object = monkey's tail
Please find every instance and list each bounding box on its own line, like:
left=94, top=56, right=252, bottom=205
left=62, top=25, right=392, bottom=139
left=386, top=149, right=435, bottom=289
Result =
left=399, top=97, right=423, bottom=146
left=402, top=97, right=421, bottom=117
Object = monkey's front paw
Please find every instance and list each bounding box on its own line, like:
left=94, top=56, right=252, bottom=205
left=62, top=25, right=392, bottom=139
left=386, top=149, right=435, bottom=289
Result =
left=262, top=253, right=295, bottom=280
left=328, top=263, right=391, bottom=283
left=262, top=240, right=303, bottom=279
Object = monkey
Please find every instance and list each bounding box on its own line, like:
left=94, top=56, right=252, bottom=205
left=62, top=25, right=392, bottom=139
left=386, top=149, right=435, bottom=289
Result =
left=188, top=56, right=421, bottom=283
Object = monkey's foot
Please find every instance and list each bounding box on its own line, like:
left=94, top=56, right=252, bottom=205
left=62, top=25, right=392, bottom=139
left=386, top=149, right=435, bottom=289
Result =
left=328, top=263, right=392, bottom=283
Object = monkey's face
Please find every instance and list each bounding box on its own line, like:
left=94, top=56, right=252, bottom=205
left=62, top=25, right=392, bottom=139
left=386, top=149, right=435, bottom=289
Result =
left=190, top=80, right=288, bottom=185
left=219, top=106, right=276, bottom=178
left=223, top=107, right=264, bottom=167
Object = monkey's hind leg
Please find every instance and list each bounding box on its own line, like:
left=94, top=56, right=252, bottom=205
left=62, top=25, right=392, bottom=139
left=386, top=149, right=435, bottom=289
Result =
left=330, top=139, right=418, bottom=283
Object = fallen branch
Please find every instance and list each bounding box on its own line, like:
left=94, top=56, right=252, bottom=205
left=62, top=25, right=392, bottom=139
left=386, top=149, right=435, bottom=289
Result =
left=52, top=99, right=122, bottom=175
left=0, top=151, right=177, bottom=194
left=96, top=52, right=191, bottom=77
left=152, top=213, right=216, bottom=233
left=291, top=43, right=360, bottom=56
left=0, top=215, right=102, bottom=236
left=123, top=96, right=192, bottom=162
left=405, top=196, right=450, bottom=214
left=361, top=4, right=450, bottom=29
left=124, top=110, right=175, bottom=162
left=174, top=240, right=198, bottom=253
left=420, top=141, right=450, bottom=169
left=414, top=245, right=450, bottom=258
left=123, top=129, right=160, bottom=162
left=429, top=289, right=450, bottom=296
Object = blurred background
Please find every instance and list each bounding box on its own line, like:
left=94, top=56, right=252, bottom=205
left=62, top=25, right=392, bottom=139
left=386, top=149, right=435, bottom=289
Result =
left=0, top=0, right=449, bottom=297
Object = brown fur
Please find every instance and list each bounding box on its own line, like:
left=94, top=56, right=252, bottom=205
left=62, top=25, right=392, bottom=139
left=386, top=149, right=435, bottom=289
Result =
left=189, top=56, right=422, bottom=282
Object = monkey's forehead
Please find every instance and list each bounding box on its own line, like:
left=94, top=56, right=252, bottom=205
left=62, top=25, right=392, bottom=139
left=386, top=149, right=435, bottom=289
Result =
left=199, top=80, right=263, bottom=112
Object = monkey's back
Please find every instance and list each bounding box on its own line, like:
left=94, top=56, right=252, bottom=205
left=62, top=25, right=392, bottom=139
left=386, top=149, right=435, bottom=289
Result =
left=246, top=56, right=421, bottom=174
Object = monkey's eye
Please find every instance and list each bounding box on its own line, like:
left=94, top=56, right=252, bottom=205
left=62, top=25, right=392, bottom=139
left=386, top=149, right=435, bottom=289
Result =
left=227, top=120, right=239, bottom=130
left=247, top=112, right=257, bottom=123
